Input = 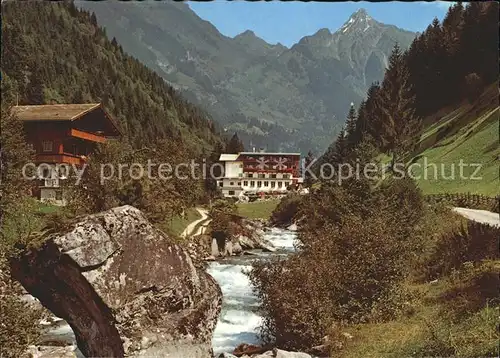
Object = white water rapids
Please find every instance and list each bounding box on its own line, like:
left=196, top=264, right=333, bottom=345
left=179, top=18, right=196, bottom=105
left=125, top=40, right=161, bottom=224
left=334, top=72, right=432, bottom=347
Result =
left=34, top=228, right=297, bottom=356
left=207, top=228, right=298, bottom=354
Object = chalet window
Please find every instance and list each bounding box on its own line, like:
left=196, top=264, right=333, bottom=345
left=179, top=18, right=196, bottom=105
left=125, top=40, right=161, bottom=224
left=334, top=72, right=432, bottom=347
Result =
left=58, top=165, right=68, bottom=179
left=229, top=190, right=235, bottom=196
left=42, top=141, right=53, bottom=152
left=42, top=167, right=51, bottom=179
left=243, top=181, right=248, bottom=186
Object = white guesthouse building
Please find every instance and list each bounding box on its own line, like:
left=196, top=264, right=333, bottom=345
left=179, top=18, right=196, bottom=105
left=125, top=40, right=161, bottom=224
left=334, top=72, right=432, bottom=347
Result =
left=217, top=152, right=302, bottom=198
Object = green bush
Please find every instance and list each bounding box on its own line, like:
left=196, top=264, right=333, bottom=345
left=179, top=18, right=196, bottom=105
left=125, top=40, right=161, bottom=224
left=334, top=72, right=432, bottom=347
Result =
left=425, top=221, right=500, bottom=280
left=440, top=261, right=499, bottom=317
left=416, top=262, right=499, bottom=357
left=0, top=284, right=44, bottom=358
left=0, top=198, right=46, bottom=358
left=249, top=177, right=425, bottom=350
left=209, top=199, right=238, bottom=243
left=269, top=194, right=302, bottom=227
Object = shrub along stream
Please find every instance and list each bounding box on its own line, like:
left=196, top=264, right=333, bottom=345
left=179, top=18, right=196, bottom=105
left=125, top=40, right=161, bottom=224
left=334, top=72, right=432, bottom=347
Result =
left=249, top=176, right=499, bottom=356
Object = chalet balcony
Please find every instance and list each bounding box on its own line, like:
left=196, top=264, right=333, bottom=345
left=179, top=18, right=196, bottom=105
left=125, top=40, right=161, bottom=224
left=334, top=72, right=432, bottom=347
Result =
left=35, top=153, right=87, bottom=166
left=68, top=128, right=106, bottom=143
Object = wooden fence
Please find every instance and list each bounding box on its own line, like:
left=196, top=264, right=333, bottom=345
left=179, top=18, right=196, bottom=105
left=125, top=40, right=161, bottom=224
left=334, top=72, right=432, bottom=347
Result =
left=424, top=193, right=499, bottom=213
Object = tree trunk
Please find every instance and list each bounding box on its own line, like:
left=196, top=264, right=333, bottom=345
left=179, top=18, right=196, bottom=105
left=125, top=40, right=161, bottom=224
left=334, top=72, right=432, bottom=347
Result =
left=10, top=240, right=125, bottom=357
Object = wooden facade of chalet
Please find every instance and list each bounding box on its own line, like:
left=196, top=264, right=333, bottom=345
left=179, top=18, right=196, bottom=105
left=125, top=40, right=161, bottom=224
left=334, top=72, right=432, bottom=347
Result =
left=11, top=103, right=120, bottom=204
left=13, top=103, right=120, bottom=166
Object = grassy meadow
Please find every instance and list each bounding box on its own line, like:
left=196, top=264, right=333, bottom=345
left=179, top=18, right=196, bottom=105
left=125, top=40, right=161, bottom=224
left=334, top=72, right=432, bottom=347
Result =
left=161, top=207, right=202, bottom=238
left=412, top=87, right=498, bottom=196
left=236, top=200, right=280, bottom=220
left=381, top=85, right=500, bottom=197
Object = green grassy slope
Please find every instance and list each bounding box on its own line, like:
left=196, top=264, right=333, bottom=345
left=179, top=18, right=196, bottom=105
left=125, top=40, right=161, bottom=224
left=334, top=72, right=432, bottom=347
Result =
left=236, top=200, right=280, bottom=220
left=411, top=85, right=499, bottom=196
left=160, top=208, right=202, bottom=238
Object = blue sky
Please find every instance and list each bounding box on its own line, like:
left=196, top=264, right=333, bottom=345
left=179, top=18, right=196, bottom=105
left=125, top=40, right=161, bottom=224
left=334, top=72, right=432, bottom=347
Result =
left=189, top=1, right=452, bottom=47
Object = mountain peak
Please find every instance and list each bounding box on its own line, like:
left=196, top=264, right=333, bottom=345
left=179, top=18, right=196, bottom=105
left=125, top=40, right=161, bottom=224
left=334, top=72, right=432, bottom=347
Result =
left=339, top=8, right=374, bottom=34
left=235, top=30, right=257, bottom=39
left=316, top=28, right=332, bottom=36
left=352, top=8, right=369, bottom=19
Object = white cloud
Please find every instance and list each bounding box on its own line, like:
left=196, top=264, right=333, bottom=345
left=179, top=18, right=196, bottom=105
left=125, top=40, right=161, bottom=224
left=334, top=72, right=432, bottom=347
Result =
left=436, top=1, right=455, bottom=10
left=419, top=1, right=455, bottom=10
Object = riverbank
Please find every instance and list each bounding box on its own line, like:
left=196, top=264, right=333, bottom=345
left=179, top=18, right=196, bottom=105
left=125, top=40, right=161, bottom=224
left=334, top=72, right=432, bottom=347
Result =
left=207, top=228, right=298, bottom=355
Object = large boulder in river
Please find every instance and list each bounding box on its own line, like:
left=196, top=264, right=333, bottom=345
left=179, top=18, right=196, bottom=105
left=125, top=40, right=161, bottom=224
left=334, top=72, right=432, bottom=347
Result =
left=231, top=219, right=276, bottom=252
left=232, top=241, right=243, bottom=255
left=237, top=234, right=257, bottom=249
left=10, top=205, right=222, bottom=358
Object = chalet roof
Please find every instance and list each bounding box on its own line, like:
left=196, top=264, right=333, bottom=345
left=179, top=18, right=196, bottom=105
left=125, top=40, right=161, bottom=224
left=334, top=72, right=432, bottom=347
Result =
left=219, top=154, right=240, bottom=161
left=12, top=103, right=121, bottom=137
left=12, top=103, right=102, bottom=121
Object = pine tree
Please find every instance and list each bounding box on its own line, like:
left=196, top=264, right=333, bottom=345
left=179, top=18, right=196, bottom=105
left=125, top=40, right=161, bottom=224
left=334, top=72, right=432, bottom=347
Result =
left=352, top=100, right=367, bottom=145
left=378, top=45, right=421, bottom=168
left=25, top=64, right=45, bottom=105
left=90, top=12, right=98, bottom=27
left=459, top=2, right=483, bottom=77
left=441, top=2, right=465, bottom=106
left=72, top=89, right=85, bottom=104
left=442, top=2, right=464, bottom=54
left=303, top=150, right=316, bottom=187
left=363, top=82, right=383, bottom=144
left=323, top=127, right=349, bottom=167
left=1, top=26, right=29, bottom=97
left=226, top=132, right=245, bottom=154
left=476, top=2, right=498, bottom=84
left=0, top=74, right=34, bottom=225
left=344, top=103, right=358, bottom=150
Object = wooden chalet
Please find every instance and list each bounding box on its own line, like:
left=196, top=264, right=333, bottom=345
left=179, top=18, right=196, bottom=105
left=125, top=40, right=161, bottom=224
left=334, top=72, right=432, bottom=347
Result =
left=12, top=103, right=120, bottom=205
